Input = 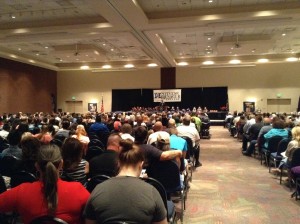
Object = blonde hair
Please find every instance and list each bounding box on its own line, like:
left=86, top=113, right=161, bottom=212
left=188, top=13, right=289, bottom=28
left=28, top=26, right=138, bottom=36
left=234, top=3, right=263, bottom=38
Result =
left=292, top=126, right=300, bottom=142
left=76, top=124, right=87, bottom=136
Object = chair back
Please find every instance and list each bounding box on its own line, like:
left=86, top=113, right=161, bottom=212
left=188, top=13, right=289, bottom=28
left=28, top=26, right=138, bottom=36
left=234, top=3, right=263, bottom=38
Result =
left=86, top=174, right=110, bottom=193
left=10, top=171, right=36, bottom=188
left=30, top=215, right=68, bottom=224
left=88, top=138, right=105, bottom=148
left=180, top=136, right=194, bottom=159
left=0, top=137, right=9, bottom=153
left=0, top=155, right=23, bottom=177
left=141, top=177, right=175, bottom=222
left=267, top=136, right=283, bottom=153
left=85, top=145, right=104, bottom=161
left=276, top=138, right=290, bottom=156
left=290, top=148, right=300, bottom=168
left=147, top=160, right=181, bottom=193
left=0, top=175, right=7, bottom=193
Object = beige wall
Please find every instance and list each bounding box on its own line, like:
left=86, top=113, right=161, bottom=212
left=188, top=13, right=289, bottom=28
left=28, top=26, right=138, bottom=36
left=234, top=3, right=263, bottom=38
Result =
left=57, top=63, right=300, bottom=113
left=57, top=69, right=160, bottom=113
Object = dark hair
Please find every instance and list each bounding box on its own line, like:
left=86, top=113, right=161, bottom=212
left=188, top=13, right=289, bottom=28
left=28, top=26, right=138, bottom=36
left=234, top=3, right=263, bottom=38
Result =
left=133, top=126, right=148, bottom=144
left=61, top=120, right=70, bottom=130
left=37, top=144, right=62, bottom=215
left=61, top=138, right=83, bottom=170
left=272, top=120, right=285, bottom=129
left=7, top=130, right=22, bottom=146
left=121, top=123, right=132, bottom=134
left=119, top=139, right=144, bottom=168
left=21, top=136, right=41, bottom=162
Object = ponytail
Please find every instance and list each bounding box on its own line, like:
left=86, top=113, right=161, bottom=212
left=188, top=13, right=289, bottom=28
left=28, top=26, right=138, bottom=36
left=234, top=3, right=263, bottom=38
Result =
left=37, top=144, right=62, bottom=215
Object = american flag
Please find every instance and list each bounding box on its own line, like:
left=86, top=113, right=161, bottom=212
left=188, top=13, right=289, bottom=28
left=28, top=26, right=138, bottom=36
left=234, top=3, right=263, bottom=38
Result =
left=101, top=96, right=104, bottom=113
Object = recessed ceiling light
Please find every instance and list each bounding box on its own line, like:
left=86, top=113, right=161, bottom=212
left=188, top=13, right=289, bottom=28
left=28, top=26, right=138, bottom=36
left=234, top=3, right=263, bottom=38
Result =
left=124, top=64, right=134, bottom=68
left=202, top=61, right=214, bottom=65
left=208, top=37, right=211, bottom=40
left=29, top=60, right=35, bottom=63
left=102, top=65, right=111, bottom=69
left=282, top=33, right=286, bottom=36
left=11, top=15, right=16, bottom=19
left=45, top=46, right=48, bottom=49
left=229, top=59, right=241, bottom=64
left=10, top=54, right=17, bottom=58
left=80, top=65, right=90, bottom=70
left=208, top=0, right=213, bottom=3
left=286, top=57, right=298, bottom=62
left=148, top=63, right=158, bottom=67
left=18, top=48, right=21, bottom=51
left=177, top=62, right=188, bottom=66
left=257, top=58, right=269, bottom=63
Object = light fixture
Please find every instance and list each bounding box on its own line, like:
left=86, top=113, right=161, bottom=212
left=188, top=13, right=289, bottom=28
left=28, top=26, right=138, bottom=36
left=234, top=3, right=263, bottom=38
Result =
left=257, top=58, right=269, bottom=63
left=177, top=62, right=188, bottom=66
left=282, top=33, right=286, bottom=37
left=286, top=57, right=298, bottom=62
left=229, top=59, right=241, bottom=64
left=124, top=64, right=134, bottom=68
left=80, top=65, right=90, bottom=70
left=202, top=61, right=214, bottom=65
left=147, top=63, right=158, bottom=67
left=102, top=65, right=111, bottom=69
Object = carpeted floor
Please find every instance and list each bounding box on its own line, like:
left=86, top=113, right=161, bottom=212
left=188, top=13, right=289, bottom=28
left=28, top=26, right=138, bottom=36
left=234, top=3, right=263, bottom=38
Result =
left=182, top=126, right=300, bottom=224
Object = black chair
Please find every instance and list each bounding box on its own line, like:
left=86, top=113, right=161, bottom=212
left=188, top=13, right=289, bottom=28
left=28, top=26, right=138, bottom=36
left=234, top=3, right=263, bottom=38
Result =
left=200, top=122, right=211, bottom=139
left=86, top=174, right=110, bottom=193
left=102, top=221, right=139, bottom=224
left=280, top=147, right=300, bottom=189
left=268, top=138, right=290, bottom=172
left=0, top=155, right=23, bottom=177
left=261, top=136, right=283, bottom=167
left=0, top=137, right=9, bottom=153
left=10, top=171, right=36, bottom=188
left=85, top=145, right=105, bottom=162
left=60, top=171, right=75, bottom=182
left=30, top=215, right=68, bottom=224
left=147, top=160, right=186, bottom=223
left=142, top=177, right=176, bottom=224
left=0, top=174, right=6, bottom=193
left=88, top=138, right=105, bottom=148
left=180, top=136, right=195, bottom=182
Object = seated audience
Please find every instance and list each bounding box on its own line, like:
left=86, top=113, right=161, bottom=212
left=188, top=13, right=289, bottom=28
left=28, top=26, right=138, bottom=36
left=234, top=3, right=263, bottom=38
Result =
left=33, top=124, right=53, bottom=144
left=72, top=124, right=90, bottom=154
left=0, top=144, right=90, bottom=224
left=1, top=130, right=22, bottom=159
left=84, top=139, right=167, bottom=224
left=263, top=119, right=289, bottom=148
left=120, top=123, right=135, bottom=142
left=61, top=138, right=89, bottom=186
left=89, top=133, right=121, bottom=177
left=147, top=121, right=170, bottom=145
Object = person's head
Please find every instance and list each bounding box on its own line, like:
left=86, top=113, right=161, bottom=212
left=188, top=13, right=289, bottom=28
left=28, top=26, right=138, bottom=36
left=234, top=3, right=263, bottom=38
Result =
left=255, top=115, right=263, bottom=123
left=272, top=119, right=285, bottom=129
left=155, top=134, right=170, bottom=151
left=107, top=133, right=121, bottom=151
left=2, top=123, right=10, bottom=132
left=153, top=121, right=163, bottom=132
left=75, top=124, right=87, bottom=136
left=168, top=118, right=176, bottom=128
left=7, top=130, right=22, bottom=146
left=118, top=139, right=144, bottom=171
left=133, top=126, right=148, bottom=144
left=95, top=115, right=102, bottom=123
left=61, top=138, right=83, bottom=170
left=263, top=117, right=272, bottom=125
left=182, top=114, right=191, bottom=126
left=35, top=144, right=62, bottom=215
left=291, top=126, right=300, bottom=142
left=121, top=123, right=132, bottom=134
left=61, top=120, right=70, bottom=130
left=21, top=135, right=41, bottom=162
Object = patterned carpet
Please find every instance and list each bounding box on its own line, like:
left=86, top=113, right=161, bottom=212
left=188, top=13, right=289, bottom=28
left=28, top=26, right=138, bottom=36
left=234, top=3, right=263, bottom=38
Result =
left=182, top=126, right=300, bottom=224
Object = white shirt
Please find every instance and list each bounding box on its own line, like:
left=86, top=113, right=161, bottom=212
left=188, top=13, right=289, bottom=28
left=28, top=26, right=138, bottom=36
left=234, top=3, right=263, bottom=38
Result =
left=177, top=125, right=200, bottom=147
left=147, top=131, right=170, bottom=145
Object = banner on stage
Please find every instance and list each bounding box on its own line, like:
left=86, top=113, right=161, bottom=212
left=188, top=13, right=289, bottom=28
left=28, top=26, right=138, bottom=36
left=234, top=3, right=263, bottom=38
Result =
left=153, top=89, right=181, bottom=102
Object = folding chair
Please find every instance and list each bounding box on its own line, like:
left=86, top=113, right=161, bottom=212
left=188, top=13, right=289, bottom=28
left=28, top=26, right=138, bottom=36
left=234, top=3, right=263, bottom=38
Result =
left=141, top=177, right=177, bottom=224
left=30, top=215, right=68, bottom=224
left=86, top=174, right=110, bottom=193
left=268, top=138, right=289, bottom=172
left=261, top=136, right=283, bottom=167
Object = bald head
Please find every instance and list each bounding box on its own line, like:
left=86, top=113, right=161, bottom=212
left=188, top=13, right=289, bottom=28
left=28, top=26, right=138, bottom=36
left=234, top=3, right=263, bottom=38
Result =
left=153, top=121, right=163, bottom=132
left=263, top=117, right=271, bottom=125
left=107, top=134, right=121, bottom=151
left=183, top=114, right=191, bottom=126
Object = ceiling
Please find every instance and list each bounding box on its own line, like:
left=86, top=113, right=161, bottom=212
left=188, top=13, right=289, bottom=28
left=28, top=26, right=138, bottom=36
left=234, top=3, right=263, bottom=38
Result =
left=0, top=0, right=300, bottom=71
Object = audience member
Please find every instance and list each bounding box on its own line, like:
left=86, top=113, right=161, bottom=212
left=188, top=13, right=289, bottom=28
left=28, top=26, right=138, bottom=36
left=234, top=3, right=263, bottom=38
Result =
left=84, top=139, right=167, bottom=224
left=0, top=144, right=90, bottom=224
left=89, top=133, right=121, bottom=177
left=1, top=130, right=22, bottom=159
left=61, top=138, right=89, bottom=186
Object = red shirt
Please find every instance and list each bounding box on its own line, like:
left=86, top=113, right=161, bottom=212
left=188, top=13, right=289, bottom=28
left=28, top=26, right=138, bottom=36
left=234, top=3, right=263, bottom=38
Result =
left=0, top=179, right=90, bottom=224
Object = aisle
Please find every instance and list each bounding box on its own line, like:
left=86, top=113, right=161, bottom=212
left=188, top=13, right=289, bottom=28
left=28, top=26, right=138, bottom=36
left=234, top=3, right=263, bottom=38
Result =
left=183, top=126, right=300, bottom=224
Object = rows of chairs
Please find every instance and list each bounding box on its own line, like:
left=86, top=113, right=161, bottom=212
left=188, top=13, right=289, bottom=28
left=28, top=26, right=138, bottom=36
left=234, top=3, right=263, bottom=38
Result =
left=241, top=135, right=300, bottom=200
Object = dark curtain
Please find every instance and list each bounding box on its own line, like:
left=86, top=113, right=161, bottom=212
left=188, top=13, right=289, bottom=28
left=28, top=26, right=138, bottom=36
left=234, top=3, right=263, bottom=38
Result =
left=112, top=87, right=228, bottom=111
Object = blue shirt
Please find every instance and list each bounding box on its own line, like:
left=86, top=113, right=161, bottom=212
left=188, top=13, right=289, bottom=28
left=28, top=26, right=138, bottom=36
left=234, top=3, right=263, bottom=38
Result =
left=264, top=128, right=289, bottom=148
left=170, top=135, right=187, bottom=151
